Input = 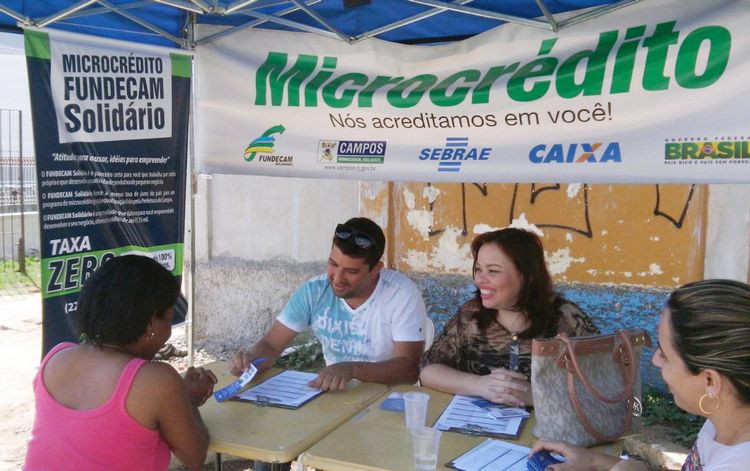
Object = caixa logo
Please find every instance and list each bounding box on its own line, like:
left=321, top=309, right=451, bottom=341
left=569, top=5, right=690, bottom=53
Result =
left=419, top=137, right=491, bottom=172
left=529, top=143, right=622, bottom=163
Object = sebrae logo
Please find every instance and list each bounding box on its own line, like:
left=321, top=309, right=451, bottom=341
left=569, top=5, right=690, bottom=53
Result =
left=243, top=124, right=293, bottom=166
left=418, top=137, right=491, bottom=172
left=529, top=142, right=622, bottom=163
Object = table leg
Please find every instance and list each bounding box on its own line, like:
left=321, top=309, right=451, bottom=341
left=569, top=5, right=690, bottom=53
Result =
left=214, top=452, right=222, bottom=471
left=253, top=459, right=291, bottom=471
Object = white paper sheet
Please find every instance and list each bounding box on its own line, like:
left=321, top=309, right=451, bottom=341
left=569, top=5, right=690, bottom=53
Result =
left=236, top=370, right=323, bottom=408
left=449, top=439, right=529, bottom=471
left=435, top=395, right=524, bottom=437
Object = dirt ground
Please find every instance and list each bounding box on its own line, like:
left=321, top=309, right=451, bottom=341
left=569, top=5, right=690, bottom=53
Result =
left=0, top=293, right=41, bottom=470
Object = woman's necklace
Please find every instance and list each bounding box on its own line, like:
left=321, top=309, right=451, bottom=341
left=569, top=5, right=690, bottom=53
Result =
left=498, top=309, right=527, bottom=333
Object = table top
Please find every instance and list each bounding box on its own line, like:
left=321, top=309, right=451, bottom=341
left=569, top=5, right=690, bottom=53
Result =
left=299, top=385, right=623, bottom=471
left=200, top=361, right=388, bottom=464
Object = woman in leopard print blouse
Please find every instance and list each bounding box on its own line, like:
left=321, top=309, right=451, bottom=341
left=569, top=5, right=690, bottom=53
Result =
left=419, top=228, right=599, bottom=406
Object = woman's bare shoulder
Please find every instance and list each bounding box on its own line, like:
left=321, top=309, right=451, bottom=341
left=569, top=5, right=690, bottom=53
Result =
left=134, top=361, right=183, bottom=391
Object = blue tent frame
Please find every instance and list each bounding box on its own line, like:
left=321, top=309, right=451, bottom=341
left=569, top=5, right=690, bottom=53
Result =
left=0, top=0, right=636, bottom=48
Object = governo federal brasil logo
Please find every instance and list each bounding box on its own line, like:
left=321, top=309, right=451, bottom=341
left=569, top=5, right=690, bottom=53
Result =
left=244, top=124, right=285, bottom=162
left=665, top=139, right=750, bottom=161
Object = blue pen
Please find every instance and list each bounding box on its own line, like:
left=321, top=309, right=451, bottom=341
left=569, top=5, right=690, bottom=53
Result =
left=215, top=357, right=268, bottom=402
left=509, top=335, right=520, bottom=371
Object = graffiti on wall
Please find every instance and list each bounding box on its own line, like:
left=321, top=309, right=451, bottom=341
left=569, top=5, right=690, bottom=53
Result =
left=372, top=182, right=705, bottom=287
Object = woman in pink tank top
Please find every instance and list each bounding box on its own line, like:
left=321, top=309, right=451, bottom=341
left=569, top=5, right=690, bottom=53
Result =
left=25, top=255, right=217, bottom=471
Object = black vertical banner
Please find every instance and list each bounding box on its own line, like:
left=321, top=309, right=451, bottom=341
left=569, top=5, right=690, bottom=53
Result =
left=24, top=28, right=191, bottom=354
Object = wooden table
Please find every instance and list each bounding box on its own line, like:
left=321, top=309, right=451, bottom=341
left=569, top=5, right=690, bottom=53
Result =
left=200, top=361, right=388, bottom=470
left=299, top=385, right=623, bottom=471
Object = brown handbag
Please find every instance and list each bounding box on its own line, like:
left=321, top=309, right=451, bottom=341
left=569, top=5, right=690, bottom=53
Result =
left=530, top=329, right=652, bottom=446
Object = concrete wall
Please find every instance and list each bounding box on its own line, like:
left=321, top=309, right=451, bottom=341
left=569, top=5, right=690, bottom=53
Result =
left=193, top=174, right=360, bottom=261
left=704, top=185, right=750, bottom=281
left=191, top=174, right=360, bottom=352
left=193, top=257, right=323, bottom=353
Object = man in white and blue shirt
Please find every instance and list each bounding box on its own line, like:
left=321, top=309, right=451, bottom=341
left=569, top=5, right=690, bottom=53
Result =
left=231, top=217, right=427, bottom=391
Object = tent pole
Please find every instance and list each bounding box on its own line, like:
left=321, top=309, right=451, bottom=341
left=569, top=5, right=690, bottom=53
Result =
left=187, top=14, right=196, bottom=368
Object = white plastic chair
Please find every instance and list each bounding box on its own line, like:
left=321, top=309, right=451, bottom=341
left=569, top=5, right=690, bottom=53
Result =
left=416, top=318, right=436, bottom=386
left=423, top=317, right=435, bottom=352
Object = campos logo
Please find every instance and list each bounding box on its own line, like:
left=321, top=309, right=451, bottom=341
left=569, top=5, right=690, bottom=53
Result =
left=243, top=125, right=293, bottom=166
left=318, top=140, right=386, bottom=164
left=529, top=143, right=622, bottom=163
left=418, top=137, right=491, bottom=172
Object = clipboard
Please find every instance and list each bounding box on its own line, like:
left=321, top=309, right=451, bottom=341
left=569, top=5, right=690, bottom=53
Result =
left=434, top=395, right=526, bottom=439
left=445, top=439, right=530, bottom=471
left=231, top=370, right=324, bottom=409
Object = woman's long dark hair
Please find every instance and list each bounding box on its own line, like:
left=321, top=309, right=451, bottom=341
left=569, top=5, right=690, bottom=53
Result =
left=471, top=228, right=557, bottom=339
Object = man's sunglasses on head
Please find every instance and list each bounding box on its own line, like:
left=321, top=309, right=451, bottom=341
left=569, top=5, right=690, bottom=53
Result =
left=335, top=223, right=375, bottom=249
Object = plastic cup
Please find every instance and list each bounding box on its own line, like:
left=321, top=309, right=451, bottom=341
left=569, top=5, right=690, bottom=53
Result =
left=403, top=391, right=430, bottom=429
left=410, top=427, right=441, bottom=471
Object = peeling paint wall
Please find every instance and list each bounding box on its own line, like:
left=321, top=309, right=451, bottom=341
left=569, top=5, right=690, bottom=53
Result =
left=364, top=182, right=710, bottom=288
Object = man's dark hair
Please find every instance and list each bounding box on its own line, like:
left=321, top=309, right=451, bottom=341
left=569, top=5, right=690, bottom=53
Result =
left=332, top=217, right=386, bottom=269
left=470, top=228, right=557, bottom=339
left=76, top=255, right=179, bottom=346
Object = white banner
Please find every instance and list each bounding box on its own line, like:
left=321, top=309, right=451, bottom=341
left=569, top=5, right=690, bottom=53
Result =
left=194, top=0, right=750, bottom=183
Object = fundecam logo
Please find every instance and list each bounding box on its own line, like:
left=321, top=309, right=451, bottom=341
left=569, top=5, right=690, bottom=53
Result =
left=419, top=137, right=491, bottom=172
left=244, top=124, right=285, bottom=161
left=318, top=140, right=386, bottom=164
left=243, top=124, right=294, bottom=166
left=529, top=143, right=622, bottom=163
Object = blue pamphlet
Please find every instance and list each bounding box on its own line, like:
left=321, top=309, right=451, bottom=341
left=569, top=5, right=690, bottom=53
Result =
left=379, top=392, right=405, bottom=411
left=527, top=451, right=565, bottom=471
left=471, top=399, right=530, bottom=419
left=213, top=363, right=259, bottom=402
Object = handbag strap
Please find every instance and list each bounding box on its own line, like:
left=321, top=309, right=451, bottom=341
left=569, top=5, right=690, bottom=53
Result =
left=566, top=370, right=636, bottom=442
left=556, top=330, right=637, bottom=403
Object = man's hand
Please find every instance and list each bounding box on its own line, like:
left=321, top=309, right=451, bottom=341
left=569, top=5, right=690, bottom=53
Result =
left=230, top=322, right=298, bottom=376
left=308, top=363, right=356, bottom=391
left=230, top=350, right=259, bottom=376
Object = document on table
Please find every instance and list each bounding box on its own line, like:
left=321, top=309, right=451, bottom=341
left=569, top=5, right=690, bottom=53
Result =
left=234, top=370, right=323, bottom=409
left=434, top=395, right=525, bottom=438
left=446, top=439, right=529, bottom=471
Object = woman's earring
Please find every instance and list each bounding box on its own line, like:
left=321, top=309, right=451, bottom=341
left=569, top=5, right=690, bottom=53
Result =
left=148, top=332, right=154, bottom=341
left=698, top=392, right=720, bottom=415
